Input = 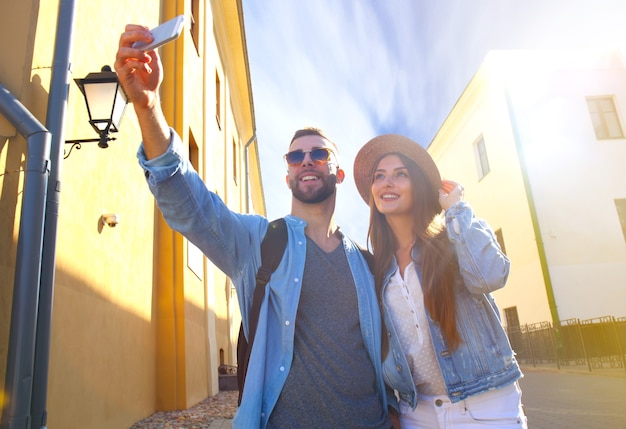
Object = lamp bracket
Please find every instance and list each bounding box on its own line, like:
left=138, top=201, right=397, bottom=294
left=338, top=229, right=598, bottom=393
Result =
left=64, top=136, right=117, bottom=159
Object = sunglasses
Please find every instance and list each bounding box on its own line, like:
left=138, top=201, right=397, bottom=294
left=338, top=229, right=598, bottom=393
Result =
left=283, top=148, right=334, bottom=166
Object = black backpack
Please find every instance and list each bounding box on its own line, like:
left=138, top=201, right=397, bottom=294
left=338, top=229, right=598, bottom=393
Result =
left=235, top=218, right=374, bottom=405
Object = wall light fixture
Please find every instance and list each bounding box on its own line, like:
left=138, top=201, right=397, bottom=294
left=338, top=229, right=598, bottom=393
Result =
left=65, top=65, right=128, bottom=157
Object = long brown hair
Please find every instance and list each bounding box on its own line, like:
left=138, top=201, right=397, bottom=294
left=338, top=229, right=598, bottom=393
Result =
left=368, top=153, right=461, bottom=351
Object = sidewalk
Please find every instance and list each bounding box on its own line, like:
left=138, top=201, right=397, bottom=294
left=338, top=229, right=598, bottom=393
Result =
left=520, top=362, right=626, bottom=378
left=208, top=419, right=232, bottom=429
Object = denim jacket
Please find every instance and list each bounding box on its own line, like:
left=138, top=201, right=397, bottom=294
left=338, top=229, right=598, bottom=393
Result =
left=138, top=130, right=388, bottom=428
left=382, top=201, right=522, bottom=410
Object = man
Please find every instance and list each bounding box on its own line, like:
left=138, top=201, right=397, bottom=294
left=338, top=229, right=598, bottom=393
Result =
left=114, top=25, right=391, bottom=429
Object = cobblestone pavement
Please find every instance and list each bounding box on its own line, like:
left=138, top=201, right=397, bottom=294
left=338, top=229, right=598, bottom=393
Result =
left=129, top=391, right=236, bottom=429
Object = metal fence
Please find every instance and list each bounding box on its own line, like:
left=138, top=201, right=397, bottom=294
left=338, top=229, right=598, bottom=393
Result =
left=507, top=315, right=626, bottom=374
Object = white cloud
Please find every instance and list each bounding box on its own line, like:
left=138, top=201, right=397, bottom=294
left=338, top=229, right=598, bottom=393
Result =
left=243, top=0, right=626, bottom=244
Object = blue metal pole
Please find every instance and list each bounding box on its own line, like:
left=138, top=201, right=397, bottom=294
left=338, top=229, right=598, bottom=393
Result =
left=32, top=0, right=77, bottom=428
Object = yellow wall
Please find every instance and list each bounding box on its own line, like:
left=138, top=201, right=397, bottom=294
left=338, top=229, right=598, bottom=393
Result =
left=0, top=0, right=260, bottom=427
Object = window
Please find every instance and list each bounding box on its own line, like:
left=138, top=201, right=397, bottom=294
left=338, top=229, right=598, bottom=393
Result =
left=215, top=71, right=222, bottom=128
left=474, top=136, right=490, bottom=180
left=189, top=131, right=199, bottom=172
left=494, top=228, right=507, bottom=255
left=190, top=0, right=200, bottom=54
left=503, top=307, right=522, bottom=350
left=615, top=199, right=626, bottom=242
left=232, top=137, right=238, bottom=185
left=187, top=131, right=203, bottom=279
left=504, top=306, right=520, bottom=331
left=586, top=96, right=624, bottom=139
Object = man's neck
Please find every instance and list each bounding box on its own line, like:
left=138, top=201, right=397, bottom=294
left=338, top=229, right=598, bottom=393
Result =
left=291, top=197, right=341, bottom=252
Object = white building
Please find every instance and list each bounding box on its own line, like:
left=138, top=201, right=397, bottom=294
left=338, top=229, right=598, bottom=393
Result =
left=429, top=49, right=626, bottom=329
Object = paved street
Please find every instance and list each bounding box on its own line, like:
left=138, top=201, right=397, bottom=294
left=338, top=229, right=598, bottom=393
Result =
left=519, top=366, right=626, bottom=428
left=207, top=365, right=626, bottom=429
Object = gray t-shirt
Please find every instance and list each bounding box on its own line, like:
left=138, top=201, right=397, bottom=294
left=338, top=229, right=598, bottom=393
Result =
left=266, top=237, right=390, bottom=429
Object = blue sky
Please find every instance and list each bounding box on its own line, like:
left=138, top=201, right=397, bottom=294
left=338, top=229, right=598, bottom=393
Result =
left=242, top=0, right=626, bottom=244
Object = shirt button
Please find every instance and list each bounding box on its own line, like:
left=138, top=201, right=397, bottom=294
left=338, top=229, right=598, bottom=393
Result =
left=435, top=399, right=443, bottom=407
left=279, top=366, right=285, bottom=372
left=396, top=364, right=402, bottom=372
left=294, top=278, right=299, bottom=283
left=298, top=241, right=303, bottom=245
left=285, top=320, right=290, bottom=326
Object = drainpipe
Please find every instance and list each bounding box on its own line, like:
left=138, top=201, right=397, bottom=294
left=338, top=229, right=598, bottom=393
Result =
left=244, top=133, right=256, bottom=214
left=32, top=0, right=77, bottom=428
left=0, top=0, right=76, bottom=427
left=0, top=85, right=51, bottom=429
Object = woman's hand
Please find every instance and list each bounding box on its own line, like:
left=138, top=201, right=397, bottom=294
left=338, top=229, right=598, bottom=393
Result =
left=439, top=179, right=464, bottom=211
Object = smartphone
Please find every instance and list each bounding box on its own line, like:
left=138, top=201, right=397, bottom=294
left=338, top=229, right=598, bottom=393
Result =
left=132, top=15, right=185, bottom=51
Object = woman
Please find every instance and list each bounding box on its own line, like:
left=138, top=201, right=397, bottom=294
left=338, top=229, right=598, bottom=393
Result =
left=353, top=134, right=527, bottom=428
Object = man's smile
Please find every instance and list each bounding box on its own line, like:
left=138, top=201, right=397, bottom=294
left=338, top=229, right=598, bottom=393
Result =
left=300, top=174, right=320, bottom=182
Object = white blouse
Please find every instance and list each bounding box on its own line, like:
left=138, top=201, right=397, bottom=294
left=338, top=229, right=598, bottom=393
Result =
left=385, top=262, right=447, bottom=396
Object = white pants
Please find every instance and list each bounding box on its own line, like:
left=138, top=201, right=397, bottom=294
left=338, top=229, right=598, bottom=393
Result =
left=399, top=383, right=527, bottom=429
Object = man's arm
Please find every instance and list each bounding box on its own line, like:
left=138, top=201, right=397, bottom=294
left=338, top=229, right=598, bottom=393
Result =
left=114, top=24, right=170, bottom=159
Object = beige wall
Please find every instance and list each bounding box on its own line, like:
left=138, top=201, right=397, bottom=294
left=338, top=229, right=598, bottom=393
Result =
left=1, top=0, right=259, bottom=428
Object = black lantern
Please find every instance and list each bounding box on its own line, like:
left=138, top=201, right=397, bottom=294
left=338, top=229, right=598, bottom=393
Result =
left=65, top=65, right=128, bottom=156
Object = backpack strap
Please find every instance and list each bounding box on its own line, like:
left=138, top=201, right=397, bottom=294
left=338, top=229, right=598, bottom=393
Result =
left=237, top=218, right=287, bottom=404
left=249, top=218, right=287, bottom=346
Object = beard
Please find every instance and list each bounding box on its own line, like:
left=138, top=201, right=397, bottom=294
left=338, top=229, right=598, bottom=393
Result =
left=290, top=173, right=337, bottom=204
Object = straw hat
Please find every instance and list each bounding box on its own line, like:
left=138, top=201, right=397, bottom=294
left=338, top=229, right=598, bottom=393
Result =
left=353, top=134, right=441, bottom=204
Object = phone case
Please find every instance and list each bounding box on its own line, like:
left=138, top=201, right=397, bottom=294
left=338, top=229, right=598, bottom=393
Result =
left=132, top=15, right=185, bottom=51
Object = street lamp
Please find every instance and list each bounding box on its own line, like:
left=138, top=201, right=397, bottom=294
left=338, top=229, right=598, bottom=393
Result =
left=65, top=65, right=128, bottom=157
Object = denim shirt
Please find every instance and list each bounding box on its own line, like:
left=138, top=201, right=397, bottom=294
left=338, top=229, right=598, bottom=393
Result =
left=382, top=202, right=522, bottom=410
left=138, top=130, right=388, bottom=428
